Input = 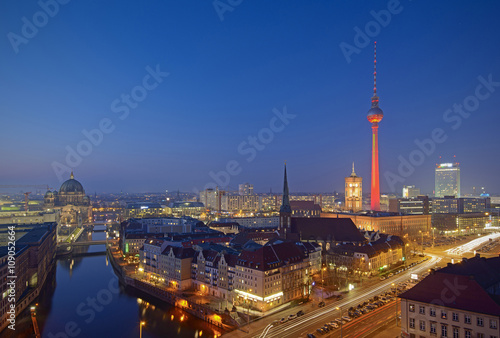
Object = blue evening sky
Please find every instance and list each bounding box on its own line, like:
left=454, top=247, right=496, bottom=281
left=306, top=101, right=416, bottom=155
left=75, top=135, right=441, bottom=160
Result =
left=1, top=0, right=499, bottom=194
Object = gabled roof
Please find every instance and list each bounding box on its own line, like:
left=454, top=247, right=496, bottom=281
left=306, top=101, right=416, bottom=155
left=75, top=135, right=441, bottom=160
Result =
left=291, top=218, right=366, bottom=243
left=290, top=200, right=322, bottom=211
left=399, top=255, right=500, bottom=316
left=162, top=245, right=196, bottom=259
left=236, top=241, right=305, bottom=271
left=399, top=272, right=500, bottom=316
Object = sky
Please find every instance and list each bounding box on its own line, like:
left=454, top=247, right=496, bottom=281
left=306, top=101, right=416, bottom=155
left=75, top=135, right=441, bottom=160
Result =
left=1, top=0, right=499, bottom=195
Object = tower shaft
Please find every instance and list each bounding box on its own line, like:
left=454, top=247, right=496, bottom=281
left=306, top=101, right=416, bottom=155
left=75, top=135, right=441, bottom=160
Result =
left=371, top=123, right=380, bottom=211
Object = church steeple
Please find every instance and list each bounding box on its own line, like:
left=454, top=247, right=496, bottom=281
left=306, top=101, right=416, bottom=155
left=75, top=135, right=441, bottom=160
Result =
left=279, top=163, right=292, bottom=237
left=350, top=162, right=357, bottom=177
left=280, top=163, right=291, bottom=214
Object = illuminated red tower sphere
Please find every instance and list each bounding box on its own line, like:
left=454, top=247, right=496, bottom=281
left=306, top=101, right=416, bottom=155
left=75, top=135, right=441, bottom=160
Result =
left=367, top=41, right=383, bottom=211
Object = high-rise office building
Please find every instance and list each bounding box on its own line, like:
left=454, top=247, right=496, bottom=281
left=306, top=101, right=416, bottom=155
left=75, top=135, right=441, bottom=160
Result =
left=435, top=163, right=460, bottom=197
left=367, top=42, right=384, bottom=211
left=345, top=163, right=363, bottom=212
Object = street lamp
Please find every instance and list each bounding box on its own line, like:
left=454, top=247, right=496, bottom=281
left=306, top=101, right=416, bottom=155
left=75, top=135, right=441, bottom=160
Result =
left=321, top=267, right=326, bottom=301
left=419, top=230, right=424, bottom=254
left=391, top=283, right=398, bottom=326
left=140, top=321, right=145, bottom=338
left=336, top=306, right=343, bottom=338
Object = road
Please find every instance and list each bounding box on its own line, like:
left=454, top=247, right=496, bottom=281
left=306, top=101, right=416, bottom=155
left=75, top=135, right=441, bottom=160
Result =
left=224, top=254, right=441, bottom=338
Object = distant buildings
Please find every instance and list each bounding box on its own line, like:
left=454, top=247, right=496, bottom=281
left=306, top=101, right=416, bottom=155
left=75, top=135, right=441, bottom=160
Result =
left=345, top=163, right=363, bottom=212
left=217, top=216, right=279, bottom=229
left=389, top=196, right=431, bottom=215
left=166, top=201, right=205, bottom=218
left=238, top=183, right=253, bottom=196
left=402, top=185, right=420, bottom=198
left=435, top=162, right=461, bottom=197
left=432, top=196, right=491, bottom=232
left=125, top=202, right=165, bottom=219
left=400, top=254, right=500, bottom=338
left=290, top=200, right=322, bottom=217
left=432, top=197, right=490, bottom=214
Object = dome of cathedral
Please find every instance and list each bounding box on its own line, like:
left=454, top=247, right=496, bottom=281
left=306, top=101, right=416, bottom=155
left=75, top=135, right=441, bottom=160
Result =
left=60, top=172, right=85, bottom=194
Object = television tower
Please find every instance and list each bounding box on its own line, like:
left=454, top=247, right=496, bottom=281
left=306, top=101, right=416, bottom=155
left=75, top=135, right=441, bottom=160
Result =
left=367, top=42, right=384, bottom=211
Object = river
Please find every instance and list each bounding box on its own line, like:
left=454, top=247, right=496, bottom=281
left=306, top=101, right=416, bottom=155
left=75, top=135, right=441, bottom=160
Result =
left=1, top=230, right=220, bottom=338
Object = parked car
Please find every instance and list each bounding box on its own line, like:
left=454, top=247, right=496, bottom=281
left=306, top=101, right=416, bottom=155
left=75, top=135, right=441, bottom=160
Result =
left=342, top=316, right=352, bottom=322
left=288, top=314, right=297, bottom=320
left=318, top=301, right=326, bottom=307
left=280, top=317, right=287, bottom=323
left=307, top=334, right=316, bottom=338
left=297, top=310, right=305, bottom=317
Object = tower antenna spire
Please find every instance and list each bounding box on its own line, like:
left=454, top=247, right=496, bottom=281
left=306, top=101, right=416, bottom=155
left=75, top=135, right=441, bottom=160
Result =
left=371, top=41, right=379, bottom=108
left=374, top=41, right=377, bottom=96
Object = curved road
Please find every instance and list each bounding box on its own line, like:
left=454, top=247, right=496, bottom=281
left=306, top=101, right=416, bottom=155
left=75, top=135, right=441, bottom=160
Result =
left=225, top=254, right=442, bottom=338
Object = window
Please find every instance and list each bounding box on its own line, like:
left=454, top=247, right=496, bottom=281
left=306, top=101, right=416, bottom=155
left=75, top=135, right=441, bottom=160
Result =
left=464, top=314, right=471, bottom=324
left=442, top=310, right=448, bottom=319
left=464, top=330, right=471, bottom=338
left=410, top=318, right=415, bottom=329
left=491, top=319, right=498, bottom=329
left=441, top=325, right=447, bottom=337
left=452, top=327, right=459, bottom=338
left=430, top=322, right=437, bottom=334
left=477, top=317, right=484, bottom=327
left=410, top=304, right=415, bottom=312
left=420, top=320, right=426, bottom=331
left=430, top=308, right=436, bottom=317
left=419, top=306, right=425, bottom=315
left=452, top=312, right=459, bottom=322
left=477, top=334, right=484, bottom=338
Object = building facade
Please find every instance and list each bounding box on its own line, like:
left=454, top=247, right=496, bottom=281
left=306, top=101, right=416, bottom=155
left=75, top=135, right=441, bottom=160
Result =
left=345, top=163, right=363, bottom=212
left=322, top=212, right=431, bottom=239
left=435, top=162, right=461, bottom=198
left=399, top=255, right=500, bottom=338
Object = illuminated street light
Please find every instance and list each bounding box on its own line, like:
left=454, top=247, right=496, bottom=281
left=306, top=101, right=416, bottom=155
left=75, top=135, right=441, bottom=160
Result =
left=140, top=321, right=145, bottom=338
left=336, top=306, right=343, bottom=337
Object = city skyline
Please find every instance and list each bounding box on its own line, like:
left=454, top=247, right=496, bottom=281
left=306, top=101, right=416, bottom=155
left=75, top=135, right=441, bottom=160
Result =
left=2, top=1, right=500, bottom=194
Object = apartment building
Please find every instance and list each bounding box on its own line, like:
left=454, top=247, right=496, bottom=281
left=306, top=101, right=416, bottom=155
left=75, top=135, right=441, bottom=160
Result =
left=400, top=255, right=500, bottom=338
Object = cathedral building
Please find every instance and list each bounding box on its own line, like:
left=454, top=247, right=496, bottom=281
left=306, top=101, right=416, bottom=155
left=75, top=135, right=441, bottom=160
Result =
left=44, top=172, right=92, bottom=226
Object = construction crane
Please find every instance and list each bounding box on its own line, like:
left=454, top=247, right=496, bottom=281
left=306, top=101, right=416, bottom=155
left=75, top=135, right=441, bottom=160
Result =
left=0, top=184, right=50, bottom=190
left=24, top=192, right=32, bottom=212
left=0, top=185, right=51, bottom=212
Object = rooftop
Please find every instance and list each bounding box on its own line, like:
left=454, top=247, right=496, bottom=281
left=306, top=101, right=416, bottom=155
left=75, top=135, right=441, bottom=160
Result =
left=399, top=255, right=500, bottom=316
